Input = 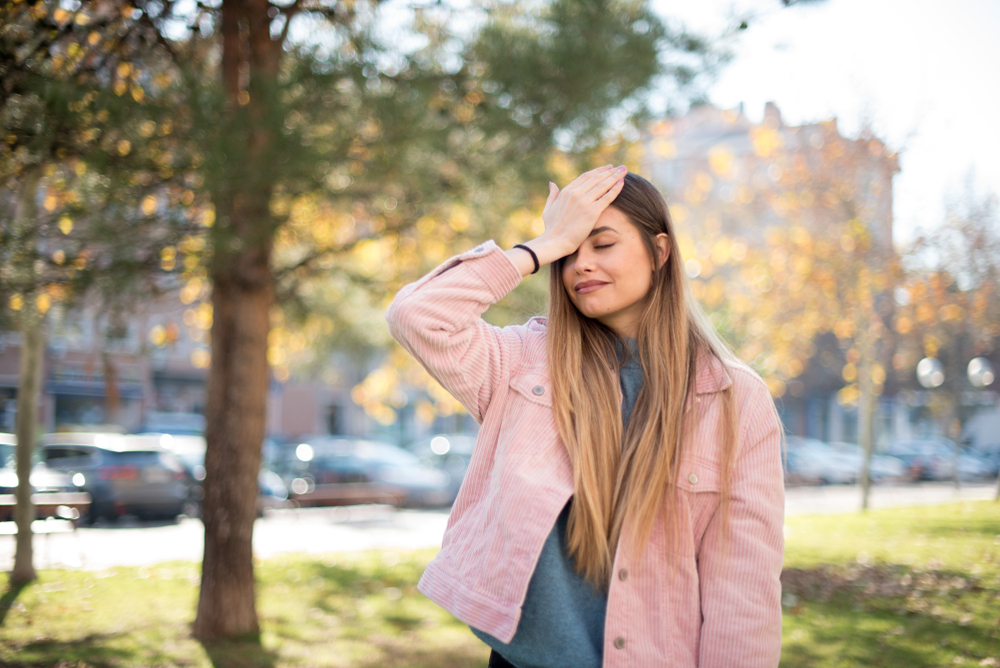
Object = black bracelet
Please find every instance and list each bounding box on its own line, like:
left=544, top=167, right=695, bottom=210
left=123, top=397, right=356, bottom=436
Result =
left=512, top=244, right=540, bottom=274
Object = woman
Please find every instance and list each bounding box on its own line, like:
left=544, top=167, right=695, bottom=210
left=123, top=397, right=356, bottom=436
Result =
left=386, top=166, right=785, bottom=668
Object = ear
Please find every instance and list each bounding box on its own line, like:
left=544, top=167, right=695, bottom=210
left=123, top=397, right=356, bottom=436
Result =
left=654, top=233, right=671, bottom=270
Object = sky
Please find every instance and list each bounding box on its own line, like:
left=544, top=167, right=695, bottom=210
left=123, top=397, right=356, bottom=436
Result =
left=651, top=0, right=1000, bottom=247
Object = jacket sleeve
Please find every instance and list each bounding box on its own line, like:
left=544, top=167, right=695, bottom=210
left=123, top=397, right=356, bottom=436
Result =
left=385, top=240, right=526, bottom=423
left=697, top=377, right=785, bottom=667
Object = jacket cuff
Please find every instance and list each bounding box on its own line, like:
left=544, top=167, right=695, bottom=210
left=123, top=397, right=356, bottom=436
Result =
left=434, top=240, right=524, bottom=302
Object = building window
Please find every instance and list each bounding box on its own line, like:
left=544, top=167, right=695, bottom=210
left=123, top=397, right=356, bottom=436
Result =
left=326, top=404, right=342, bottom=435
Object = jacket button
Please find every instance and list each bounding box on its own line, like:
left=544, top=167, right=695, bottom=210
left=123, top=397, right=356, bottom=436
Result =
left=619, top=569, right=628, bottom=581
left=532, top=385, right=545, bottom=396
left=688, top=472, right=699, bottom=484
left=614, top=637, right=626, bottom=650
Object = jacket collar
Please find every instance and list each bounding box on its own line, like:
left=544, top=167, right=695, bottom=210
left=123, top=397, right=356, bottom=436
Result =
left=695, top=348, right=733, bottom=395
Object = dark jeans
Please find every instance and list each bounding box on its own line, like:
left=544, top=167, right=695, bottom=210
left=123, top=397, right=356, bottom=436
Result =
left=488, top=649, right=518, bottom=668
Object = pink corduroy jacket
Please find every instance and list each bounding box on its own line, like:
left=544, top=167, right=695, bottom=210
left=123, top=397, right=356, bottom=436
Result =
left=386, top=240, right=785, bottom=668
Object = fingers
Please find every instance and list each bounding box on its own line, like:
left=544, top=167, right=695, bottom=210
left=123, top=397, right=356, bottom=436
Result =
left=597, top=176, right=626, bottom=202
left=562, top=164, right=619, bottom=193
left=546, top=182, right=559, bottom=204
left=583, top=166, right=627, bottom=200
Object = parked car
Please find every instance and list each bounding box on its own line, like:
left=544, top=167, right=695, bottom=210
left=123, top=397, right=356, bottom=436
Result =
left=956, top=451, right=994, bottom=481
left=968, top=445, right=1000, bottom=477
left=826, top=442, right=910, bottom=483
left=883, top=439, right=958, bottom=481
left=38, top=432, right=188, bottom=523
left=782, top=449, right=824, bottom=486
left=0, top=433, right=90, bottom=522
left=406, top=432, right=477, bottom=502
left=273, top=437, right=451, bottom=508
left=134, top=433, right=291, bottom=518
left=784, top=437, right=857, bottom=485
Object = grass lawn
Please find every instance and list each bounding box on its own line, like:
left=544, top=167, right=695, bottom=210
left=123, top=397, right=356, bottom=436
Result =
left=0, top=500, right=997, bottom=667
left=780, top=501, right=1000, bottom=667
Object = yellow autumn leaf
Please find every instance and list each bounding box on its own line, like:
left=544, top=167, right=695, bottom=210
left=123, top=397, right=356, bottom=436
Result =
left=149, top=325, right=166, bottom=346
left=707, top=145, right=734, bottom=179
left=653, top=138, right=676, bottom=158
left=59, top=216, right=73, bottom=235
left=160, top=246, right=176, bottom=271
left=191, top=349, right=211, bottom=369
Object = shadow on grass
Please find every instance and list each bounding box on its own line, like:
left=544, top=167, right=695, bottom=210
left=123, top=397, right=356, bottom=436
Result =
left=782, top=599, right=992, bottom=668
left=2, top=633, right=132, bottom=668
left=0, top=580, right=29, bottom=626
left=352, top=638, right=489, bottom=668
left=780, top=563, right=1000, bottom=667
left=199, top=636, right=279, bottom=668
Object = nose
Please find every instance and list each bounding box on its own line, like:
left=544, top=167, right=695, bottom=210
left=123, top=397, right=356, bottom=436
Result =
left=573, top=246, right=596, bottom=273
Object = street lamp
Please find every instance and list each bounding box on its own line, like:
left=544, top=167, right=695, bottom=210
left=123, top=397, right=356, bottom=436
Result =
left=967, top=357, right=995, bottom=388
left=916, top=357, right=945, bottom=389
left=916, top=356, right=997, bottom=491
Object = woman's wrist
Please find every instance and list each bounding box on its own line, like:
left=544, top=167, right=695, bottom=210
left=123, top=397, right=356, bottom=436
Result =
left=505, top=235, right=575, bottom=277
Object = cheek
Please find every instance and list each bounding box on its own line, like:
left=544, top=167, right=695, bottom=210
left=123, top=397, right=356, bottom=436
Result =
left=561, top=261, right=575, bottom=294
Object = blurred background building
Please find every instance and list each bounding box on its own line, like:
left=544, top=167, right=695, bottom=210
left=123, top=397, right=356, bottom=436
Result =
left=1, top=102, right=995, bottom=452
left=641, top=101, right=902, bottom=445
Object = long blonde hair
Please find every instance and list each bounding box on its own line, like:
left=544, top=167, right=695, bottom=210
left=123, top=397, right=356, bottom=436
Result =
left=548, top=172, right=746, bottom=588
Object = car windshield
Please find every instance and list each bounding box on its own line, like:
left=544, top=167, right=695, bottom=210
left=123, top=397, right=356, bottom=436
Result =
left=306, top=440, right=419, bottom=467
left=106, top=450, right=163, bottom=466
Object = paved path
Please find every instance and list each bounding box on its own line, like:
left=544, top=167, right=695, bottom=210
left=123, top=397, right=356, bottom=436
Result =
left=784, top=480, right=996, bottom=516
left=1, top=482, right=994, bottom=571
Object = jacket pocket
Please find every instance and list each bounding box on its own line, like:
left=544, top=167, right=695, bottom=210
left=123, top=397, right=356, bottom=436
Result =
left=676, top=454, right=721, bottom=493
left=491, top=372, right=567, bottom=485
left=666, top=455, right=723, bottom=557
left=508, top=372, right=553, bottom=408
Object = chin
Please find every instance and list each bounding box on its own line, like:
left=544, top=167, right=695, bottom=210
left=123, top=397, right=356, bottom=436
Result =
left=572, top=300, right=610, bottom=322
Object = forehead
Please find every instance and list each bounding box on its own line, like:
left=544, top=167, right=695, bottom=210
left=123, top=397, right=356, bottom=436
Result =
left=592, top=206, right=636, bottom=235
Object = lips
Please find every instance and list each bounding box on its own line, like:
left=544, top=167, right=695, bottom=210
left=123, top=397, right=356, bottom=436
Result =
left=574, top=280, right=609, bottom=295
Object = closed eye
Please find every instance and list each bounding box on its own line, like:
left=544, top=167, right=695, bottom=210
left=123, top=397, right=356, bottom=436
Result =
left=595, top=243, right=615, bottom=250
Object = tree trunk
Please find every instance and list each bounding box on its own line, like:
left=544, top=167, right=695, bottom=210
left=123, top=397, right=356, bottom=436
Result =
left=192, top=242, right=272, bottom=639
left=102, top=351, right=120, bottom=426
left=11, top=313, right=44, bottom=584
left=10, top=166, right=44, bottom=585
left=858, top=332, right=876, bottom=511
left=950, top=408, right=961, bottom=491
left=192, top=0, right=279, bottom=640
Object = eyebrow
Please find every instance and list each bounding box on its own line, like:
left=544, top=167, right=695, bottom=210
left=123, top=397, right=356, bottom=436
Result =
left=588, top=226, right=620, bottom=238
